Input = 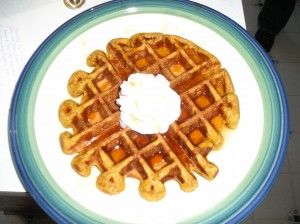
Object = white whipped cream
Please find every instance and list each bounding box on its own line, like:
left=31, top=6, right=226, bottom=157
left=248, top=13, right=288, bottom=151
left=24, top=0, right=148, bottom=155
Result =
left=116, top=73, right=181, bottom=134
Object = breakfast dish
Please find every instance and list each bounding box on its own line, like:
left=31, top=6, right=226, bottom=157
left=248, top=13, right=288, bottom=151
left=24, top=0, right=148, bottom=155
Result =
left=10, top=1, right=289, bottom=222
left=58, top=32, right=239, bottom=201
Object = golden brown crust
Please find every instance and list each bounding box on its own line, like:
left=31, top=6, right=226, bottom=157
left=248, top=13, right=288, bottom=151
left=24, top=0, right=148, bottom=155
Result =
left=58, top=33, right=240, bottom=201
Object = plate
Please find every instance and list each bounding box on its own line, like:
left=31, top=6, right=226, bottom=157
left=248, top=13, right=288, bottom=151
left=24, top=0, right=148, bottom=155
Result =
left=9, top=0, right=289, bottom=223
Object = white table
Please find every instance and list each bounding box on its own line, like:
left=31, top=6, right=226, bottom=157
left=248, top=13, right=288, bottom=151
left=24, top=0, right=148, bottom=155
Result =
left=0, top=0, right=245, bottom=213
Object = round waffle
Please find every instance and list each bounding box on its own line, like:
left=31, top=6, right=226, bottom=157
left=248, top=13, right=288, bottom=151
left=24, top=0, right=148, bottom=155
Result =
left=59, top=32, right=240, bottom=201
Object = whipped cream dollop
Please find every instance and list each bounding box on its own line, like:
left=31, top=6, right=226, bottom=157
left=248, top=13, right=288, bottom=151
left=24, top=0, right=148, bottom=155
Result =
left=116, top=73, right=181, bottom=134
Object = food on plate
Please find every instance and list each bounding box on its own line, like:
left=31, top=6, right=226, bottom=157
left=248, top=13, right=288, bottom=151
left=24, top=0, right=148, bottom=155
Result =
left=58, top=32, right=240, bottom=201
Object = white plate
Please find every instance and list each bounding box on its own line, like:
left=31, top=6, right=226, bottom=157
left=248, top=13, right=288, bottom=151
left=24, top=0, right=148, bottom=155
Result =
left=9, top=0, right=289, bottom=223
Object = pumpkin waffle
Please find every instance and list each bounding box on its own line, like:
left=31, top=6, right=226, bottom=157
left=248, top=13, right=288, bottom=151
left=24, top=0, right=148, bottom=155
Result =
left=59, top=33, right=240, bottom=201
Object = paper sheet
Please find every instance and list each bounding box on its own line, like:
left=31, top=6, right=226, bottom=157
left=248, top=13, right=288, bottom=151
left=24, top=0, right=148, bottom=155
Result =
left=0, top=20, right=25, bottom=191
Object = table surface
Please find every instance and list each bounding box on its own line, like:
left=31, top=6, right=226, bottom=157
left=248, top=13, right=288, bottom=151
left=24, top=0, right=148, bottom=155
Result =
left=0, top=0, right=245, bottom=193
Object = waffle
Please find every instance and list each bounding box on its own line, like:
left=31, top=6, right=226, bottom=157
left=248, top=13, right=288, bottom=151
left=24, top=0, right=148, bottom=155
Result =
left=59, top=33, right=240, bottom=201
